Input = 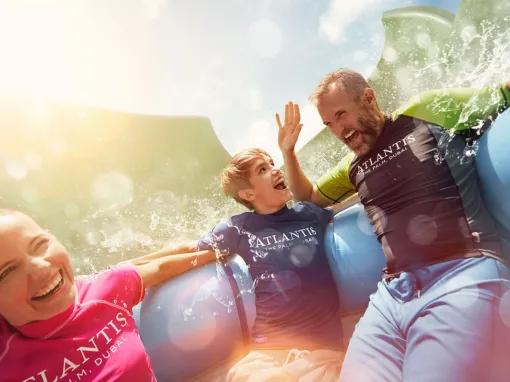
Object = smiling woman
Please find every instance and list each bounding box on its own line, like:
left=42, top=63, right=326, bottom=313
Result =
left=0, top=210, right=76, bottom=326
left=0, top=208, right=219, bottom=382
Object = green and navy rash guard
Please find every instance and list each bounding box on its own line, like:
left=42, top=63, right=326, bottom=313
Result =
left=317, top=85, right=510, bottom=274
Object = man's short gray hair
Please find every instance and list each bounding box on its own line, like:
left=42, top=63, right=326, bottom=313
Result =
left=310, top=68, right=371, bottom=105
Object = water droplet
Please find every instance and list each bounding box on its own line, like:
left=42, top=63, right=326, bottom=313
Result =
left=460, top=140, right=479, bottom=165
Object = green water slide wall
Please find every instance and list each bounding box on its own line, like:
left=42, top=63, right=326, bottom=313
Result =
left=298, top=0, right=510, bottom=182
left=1, top=0, right=508, bottom=271
left=0, top=100, right=231, bottom=270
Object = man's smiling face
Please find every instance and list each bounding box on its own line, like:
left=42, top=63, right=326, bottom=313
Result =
left=318, top=85, right=383, bottom=156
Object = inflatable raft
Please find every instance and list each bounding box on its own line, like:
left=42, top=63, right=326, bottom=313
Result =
left=134, top=110, right=510, bottom=381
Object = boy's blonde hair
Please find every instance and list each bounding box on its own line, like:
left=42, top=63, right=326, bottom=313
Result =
left=221, top=148, right=272, bottom=210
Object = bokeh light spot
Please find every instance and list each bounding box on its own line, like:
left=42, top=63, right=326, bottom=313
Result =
left=91, top=171, right=134, bottom=210
left=5, top=159, right=28, bottom=180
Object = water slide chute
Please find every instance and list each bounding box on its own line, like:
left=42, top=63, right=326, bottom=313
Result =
left=1, top=1, right=509, bottom=380
left=137, top=0, right=510, bottom=374
left=138, top=108, right=510, bottom=381
left=0, top=101, right=231, bottom=270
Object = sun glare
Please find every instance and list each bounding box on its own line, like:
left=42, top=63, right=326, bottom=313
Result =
left=0, top=5, right=72, bottom=99
left=0, top=2, right=142, bottom=110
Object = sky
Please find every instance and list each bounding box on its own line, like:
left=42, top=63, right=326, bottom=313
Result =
left=0, top=0, right=461, bottom=164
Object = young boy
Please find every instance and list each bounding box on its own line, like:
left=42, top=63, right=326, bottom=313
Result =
left=196, top=148, right=343, bottom=382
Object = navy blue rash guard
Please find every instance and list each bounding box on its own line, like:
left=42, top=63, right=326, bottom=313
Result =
left=198, top=202, right=342, bottom=350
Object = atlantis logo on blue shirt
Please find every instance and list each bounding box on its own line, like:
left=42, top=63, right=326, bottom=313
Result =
left=356, top=134, right=416, bottom=175
left=249, top=227, right=317, bottom=249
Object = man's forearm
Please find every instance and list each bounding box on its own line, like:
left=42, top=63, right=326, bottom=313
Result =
left=282, top=150, right=314, bottom=201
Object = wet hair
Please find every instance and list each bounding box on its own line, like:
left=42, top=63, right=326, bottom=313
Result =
left=310, top=68, right=371, bottom=105
left=221, top=148, right=272, bottom=210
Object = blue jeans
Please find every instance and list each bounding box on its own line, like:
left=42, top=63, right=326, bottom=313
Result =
left=339, top=256, right=510, bottom=382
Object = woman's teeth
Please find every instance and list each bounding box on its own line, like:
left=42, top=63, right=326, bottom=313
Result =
left=33, top=272, right=63, bottom=300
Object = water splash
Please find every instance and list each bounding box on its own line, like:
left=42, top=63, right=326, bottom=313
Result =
left=415, top=17, right=510, bottom=164
left=460, top=139, right=479, bottom=165
left=433, top=130, right=455, bottom=165
left=70, top=183, right=242, bottom=274
left=174, top=273, right=238, bottom=323
left=149, top=213, right=160, bottom=231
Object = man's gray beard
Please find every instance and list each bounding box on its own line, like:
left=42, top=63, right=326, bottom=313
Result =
left=356, top=111, right=380, bottom=147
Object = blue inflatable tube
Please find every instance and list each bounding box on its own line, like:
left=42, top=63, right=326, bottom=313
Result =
left=324, top=204, right=385, bottom=315
left=139, top=255, right=255, bottom=381
left=137, top=205, right=386, bottom=380
left=476, top=109, right=510, bottom=258
left=138, top=109, right=510, bottom=380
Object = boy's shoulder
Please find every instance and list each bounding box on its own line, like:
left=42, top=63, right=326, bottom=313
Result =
left=292, top=201, right=325, bottom=213
left=293, top=201, right=312, bottom=209
left=207, top=211, right=254, bottom=236
left=229, top=211, right=253, bottom=224
left=292, top=201, right=333, bottom=224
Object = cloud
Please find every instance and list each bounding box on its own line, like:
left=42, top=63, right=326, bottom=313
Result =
left=319, top=0, right=383, bottom=44
left=141, top=0, right=167, bottom=19
left=249, top=89, right=263, bottom=111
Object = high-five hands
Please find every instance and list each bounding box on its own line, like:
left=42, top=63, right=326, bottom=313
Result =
left=276, top=102, right=303, bottom=154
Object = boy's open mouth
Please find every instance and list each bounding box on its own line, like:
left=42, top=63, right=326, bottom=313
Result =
left=274, top=180, right=287, bottom=190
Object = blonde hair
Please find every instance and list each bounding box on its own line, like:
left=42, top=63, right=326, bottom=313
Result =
left=310, top=68, right=371, bottom=105
left=221, top=148, right=272, bottom=210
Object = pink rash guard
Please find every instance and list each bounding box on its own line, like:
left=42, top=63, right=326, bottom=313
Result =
left=0, top=264, right=156, bottom=382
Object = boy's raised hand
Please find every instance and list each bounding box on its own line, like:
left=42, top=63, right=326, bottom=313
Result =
left=276, top=102, right=303, bottom=154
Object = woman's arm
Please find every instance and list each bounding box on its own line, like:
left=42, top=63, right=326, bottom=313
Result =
left=121, top=243, right=222, bottom=288
left=123, top=241, right=198, bottom=266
